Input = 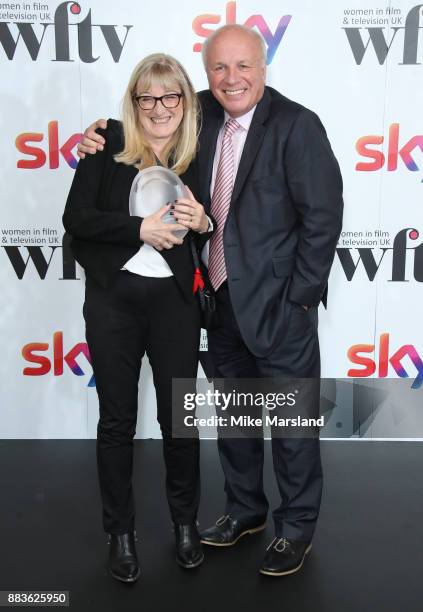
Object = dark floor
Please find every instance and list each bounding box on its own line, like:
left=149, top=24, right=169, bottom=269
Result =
left=1, top=440, right=422, bottom=612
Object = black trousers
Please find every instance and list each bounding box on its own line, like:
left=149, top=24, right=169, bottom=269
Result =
left=207, top=283, right=323, bottom=542
left=83, top=271, right=201, bottom=534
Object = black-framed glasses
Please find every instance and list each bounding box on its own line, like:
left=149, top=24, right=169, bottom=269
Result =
left=133, top=93, right=184, bottom=111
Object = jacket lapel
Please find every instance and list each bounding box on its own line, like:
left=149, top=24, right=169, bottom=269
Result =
left=231, top=88, right=271, bottom=205
left=196, top=92, right=224, bottom=209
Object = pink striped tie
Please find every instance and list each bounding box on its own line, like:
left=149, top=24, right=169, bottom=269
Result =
left=208, top=118, right=240, bottom=291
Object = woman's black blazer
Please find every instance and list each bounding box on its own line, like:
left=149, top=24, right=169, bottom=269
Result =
left=63, top=119, right=213, bottom=303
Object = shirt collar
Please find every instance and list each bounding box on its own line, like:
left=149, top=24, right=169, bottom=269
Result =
left=224, top=105, right=257, bottom=132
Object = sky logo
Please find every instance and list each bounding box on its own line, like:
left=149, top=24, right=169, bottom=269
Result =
left=15, top=121, right=82, bottom=169
left=22, top=331, right=95, bottom=387
left=356, top=124, right=423, bottom=181
left=348, top=333, right=423, bottom=389
left=192, top=1, right=292, bottom=64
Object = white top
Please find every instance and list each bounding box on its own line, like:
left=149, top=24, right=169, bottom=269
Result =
left=202, top=105, right=257, bottom=266
left=123, top=243, right=173, bottom=277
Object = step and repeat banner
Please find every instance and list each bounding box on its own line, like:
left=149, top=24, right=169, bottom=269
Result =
left=0, top=0, right=422, bottom=439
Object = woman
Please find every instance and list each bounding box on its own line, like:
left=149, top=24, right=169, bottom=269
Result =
left=63, top=54, right=213, bottom=582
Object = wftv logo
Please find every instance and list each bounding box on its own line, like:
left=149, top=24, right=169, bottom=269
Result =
left=192, top=1, right=291, bottom=64
left=22, top=331, right=95, bottom=387
left=348, top=334, right=423, bottom=389
left=5, top=229, right=422, bottom=284
left=356, top=125, right=423, bottom=180
left=337, top=228, right=423, bottom=282
left=2, top=234, right=79, bottom=279
left=0, top=1, right=132, bottom=62
left=16, top=121, right=82, bottom=169
left=344, top=4, right=423, bottom=65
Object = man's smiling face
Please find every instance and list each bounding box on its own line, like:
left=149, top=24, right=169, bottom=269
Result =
left=205, top=28, right=266, bottom=118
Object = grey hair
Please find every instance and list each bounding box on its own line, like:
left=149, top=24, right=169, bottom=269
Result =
left=201, top=24, right=267, bottom=68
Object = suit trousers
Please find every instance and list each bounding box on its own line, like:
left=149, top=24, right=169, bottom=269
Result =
left=83, top=271, right=201, bottom=534
left=207, top=282, right=323, bottom=542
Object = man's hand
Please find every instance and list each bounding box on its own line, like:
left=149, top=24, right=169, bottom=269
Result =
left=172, top=186, right=209, bottom=233
left=77, top=119, right=108, bottom=159
left=140, top=205, right=186, bottom=251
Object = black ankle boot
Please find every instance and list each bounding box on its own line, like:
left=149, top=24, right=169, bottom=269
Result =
left=108, top=531, right=140, bottom=582
left=174, top=523, right=204, bottom=569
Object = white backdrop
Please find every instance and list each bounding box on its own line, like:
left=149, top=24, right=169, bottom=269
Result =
left=1, top=0, right=422, bottom=438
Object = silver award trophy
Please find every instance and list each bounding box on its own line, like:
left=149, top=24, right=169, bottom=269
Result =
left=129, top=166, right=189, bottom=239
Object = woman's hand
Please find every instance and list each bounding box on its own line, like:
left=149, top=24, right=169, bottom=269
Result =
left=140, top=205, right=186, bottom=251
left=172, top=186, right=209, bottom=233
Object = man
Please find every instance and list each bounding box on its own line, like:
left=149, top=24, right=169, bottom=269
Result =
left=77, top=24, right=343, bottom=576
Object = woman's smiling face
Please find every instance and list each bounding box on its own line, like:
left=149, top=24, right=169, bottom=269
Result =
left=135, top=80, right=184, bottom=149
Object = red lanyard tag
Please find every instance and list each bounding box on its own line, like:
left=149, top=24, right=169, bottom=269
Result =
left=193, top=267, right=205, bottom=293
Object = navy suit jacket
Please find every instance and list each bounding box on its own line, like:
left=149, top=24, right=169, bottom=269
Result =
left=185, top=87, right=343, bottom=357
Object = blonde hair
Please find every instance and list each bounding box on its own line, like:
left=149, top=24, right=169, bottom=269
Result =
left=115, top=53, right=200, bottom=175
